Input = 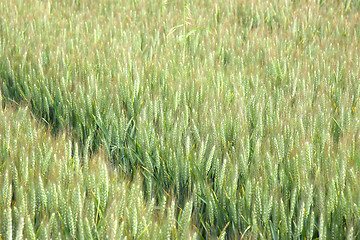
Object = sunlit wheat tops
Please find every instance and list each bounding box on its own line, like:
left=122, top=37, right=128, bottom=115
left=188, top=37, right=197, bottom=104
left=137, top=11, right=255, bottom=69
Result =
left=1, top=0, right=360, bottom=239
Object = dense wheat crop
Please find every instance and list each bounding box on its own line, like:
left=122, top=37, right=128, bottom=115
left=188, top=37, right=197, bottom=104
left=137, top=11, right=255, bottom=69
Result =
left=1, top=0, right=360, bottom=239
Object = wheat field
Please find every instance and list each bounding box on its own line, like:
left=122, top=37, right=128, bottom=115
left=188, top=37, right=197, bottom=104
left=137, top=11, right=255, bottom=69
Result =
left=1, top=0, right=360, bottom=239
